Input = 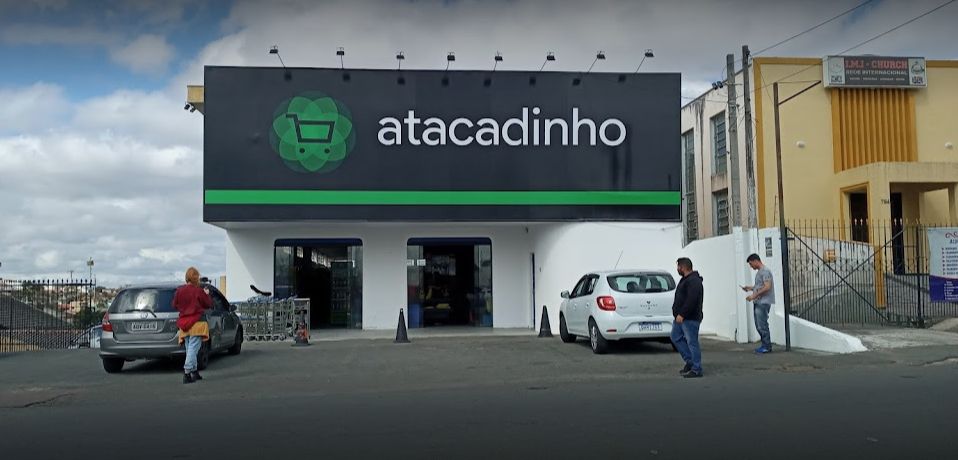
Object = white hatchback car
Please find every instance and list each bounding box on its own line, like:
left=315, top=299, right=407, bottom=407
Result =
left=559, top=270, right=677, bottom=354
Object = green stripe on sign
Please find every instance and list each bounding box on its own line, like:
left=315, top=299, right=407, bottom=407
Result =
left=204, top=190, right=681, bottom=206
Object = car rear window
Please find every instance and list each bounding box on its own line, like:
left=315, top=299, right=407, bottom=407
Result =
left=608, top=274, right=675, bottom=293
left=108, top=288, right=177, bottom=313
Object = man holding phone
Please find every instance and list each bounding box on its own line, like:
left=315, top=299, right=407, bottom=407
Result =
left=742, top=254, right=774, bottom=354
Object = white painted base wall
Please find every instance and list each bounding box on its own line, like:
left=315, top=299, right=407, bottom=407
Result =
left=531, top=222, right=684, bottom=334
left=223, top=222, right=683, bottom=332
left=221, top=220, right=864, bottom=353
left=680, top=227, right=867, bottom=354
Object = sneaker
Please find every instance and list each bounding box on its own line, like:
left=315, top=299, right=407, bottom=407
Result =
left=190, top=371, right=203, bottom=381
left=755, top=347, right=771, bottom=354
left=679, top=363, right=693, bottom=375
left=183, top=373, right=196, bottom=384
left=683, top=370, right=704, bottom=379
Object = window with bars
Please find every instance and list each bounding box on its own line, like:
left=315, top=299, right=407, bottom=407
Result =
left=682, top=130, right=698, bottom=242
left=711, top=112, right=727, bottom=176
left=714, top=190, right=730, bottom=236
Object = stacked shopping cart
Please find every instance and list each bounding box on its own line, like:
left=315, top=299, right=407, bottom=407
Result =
left=235, top=298, right=309, bottom=341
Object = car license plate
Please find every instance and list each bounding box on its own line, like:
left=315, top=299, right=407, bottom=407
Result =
left=131, top=321, right=159, bottom=332
left=638, top=322, right=662, bottom=331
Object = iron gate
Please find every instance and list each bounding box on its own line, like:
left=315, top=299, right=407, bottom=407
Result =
left=0, top=279, right=101, bottom=353
left=787, top=220, right=958, bottom=328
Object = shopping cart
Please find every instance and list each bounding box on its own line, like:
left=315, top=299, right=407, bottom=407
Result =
left=286, top=113, right=335, bottom=146
left=235, top=285, right=310, bottom=342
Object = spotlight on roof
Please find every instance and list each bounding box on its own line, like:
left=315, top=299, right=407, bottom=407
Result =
left=635, top=48, right=655, bottom=73
left=587, top=50, right=606, bottom=73
left=269, top=45, right=279, bottom=55
left=539, top=52, right=555, bottom=71
left=396, top=51, right=405, bottom=70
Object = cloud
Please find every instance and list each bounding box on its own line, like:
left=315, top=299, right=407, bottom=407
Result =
left=0, top=83, right=71, bottom=135
left=173, top=0, right=957, bottom=95
left=0, top=23, right=114, bottom=46
left=139, top=248, right=189, bottom=265
left=3, top=0, right=958, bottom=288
left=35, top=250, right=60, bottom=269
left=71, top=89, right=201, bottom=147
left=0, top=122, right=221, bottom=286
left=109, top=34, right=176, bottom=74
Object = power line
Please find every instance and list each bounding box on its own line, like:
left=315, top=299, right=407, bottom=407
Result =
left=751, top=0, right=879, bottom=57
left=719, top=0, right=879, bottom=82
left=751, top=0, right=957, bottom=96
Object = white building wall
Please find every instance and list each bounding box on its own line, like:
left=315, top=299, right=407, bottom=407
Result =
left=681, top=226, right=867, bottom=353
left=531, top=222, right=684, bottom=333
left=225, top=223, right=536, bottom=330
left=226, top=221, right=685, bottom=333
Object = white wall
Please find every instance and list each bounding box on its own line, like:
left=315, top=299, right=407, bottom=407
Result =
left=531, top=222, right=684, bottom=333
left=225, top=222, right=534, bottom=330
left=681, top=226, right=867, bottom=353
left=226, top=221, right=685, bottom=333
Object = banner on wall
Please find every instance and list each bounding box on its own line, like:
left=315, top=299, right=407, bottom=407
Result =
left=927, top=228, right=958, bottom=302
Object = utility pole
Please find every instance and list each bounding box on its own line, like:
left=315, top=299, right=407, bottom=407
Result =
left=772, top=78, right=819, bottom=352
left=742, top=45, right=758, bottom=229
left=773, top=82, right=792, bottom=352
left=726, top=53, right=742, bottom=228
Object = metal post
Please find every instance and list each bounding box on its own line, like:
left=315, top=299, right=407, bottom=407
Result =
left=742, top=45, right=758, bottom=229
left=726, top=54, right=742, bottom=228
left=916, top=224, right=923, bottom=321
left=774, top=83, right=792, bottom=351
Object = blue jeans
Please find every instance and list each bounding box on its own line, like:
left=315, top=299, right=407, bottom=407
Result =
left=183, top=335, right=202, bottom=373
left=754, top=304, right=772, bottom=350
left=670, top=319, right=702, bottom=373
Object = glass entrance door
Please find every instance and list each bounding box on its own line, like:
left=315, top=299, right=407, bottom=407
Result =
left=406, top=238, right=492, bottom=328
left=274, top=239, right=363, bottom=329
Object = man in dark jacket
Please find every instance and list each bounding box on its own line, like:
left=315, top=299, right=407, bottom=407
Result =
left=671, top=257, right=704, bottom=378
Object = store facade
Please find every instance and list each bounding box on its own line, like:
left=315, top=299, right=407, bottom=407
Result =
left=198, top=66, right=683, bottom=330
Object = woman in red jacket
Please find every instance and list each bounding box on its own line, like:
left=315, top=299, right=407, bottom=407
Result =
left=172, top=267, right=212, bottom=384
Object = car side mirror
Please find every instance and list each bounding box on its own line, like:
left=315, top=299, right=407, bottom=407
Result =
left=561, top=291, right=571, bottom=299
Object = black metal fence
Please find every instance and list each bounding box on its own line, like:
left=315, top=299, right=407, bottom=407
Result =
left=787, top=220, right=958, bottom=328
left=0, top=279, right=102, bottom=353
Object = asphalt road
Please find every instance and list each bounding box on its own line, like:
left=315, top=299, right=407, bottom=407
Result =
left=1, top=336, right=956, bottom=459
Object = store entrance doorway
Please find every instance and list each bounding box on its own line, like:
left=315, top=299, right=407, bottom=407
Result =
left=274, top=239, right=363, bottom=329
left=406, top=238, right=492, bottom=328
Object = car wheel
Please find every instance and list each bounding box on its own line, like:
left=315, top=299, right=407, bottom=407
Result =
left=197, top=341, right=211, bottom=371
left=559, top=314, right=576, bottom=343
left=589, top=319, right=609, bottom=355
left=227, top=327, right=243, bottom=355
left=102, top=357, right=124, bottom=374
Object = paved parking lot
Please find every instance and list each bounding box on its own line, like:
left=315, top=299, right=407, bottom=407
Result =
left=1, top=335, right=957, bottom=459
left=0, top=334, right=953, bottom=407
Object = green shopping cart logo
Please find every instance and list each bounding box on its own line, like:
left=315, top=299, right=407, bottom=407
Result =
left=270, top=92, right=356, bottom=173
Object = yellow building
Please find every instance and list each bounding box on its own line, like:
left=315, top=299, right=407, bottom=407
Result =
left=682, top=56, right=958, bottom=243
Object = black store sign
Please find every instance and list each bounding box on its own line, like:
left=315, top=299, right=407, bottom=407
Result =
left=203, top=66, right=681, bottom=222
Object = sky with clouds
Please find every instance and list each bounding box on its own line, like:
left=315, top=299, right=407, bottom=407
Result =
left=1, top=0, right=957, bottom=287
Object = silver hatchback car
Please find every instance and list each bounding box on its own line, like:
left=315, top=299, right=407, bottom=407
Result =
left=98, top=283, right=243, bottom=373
